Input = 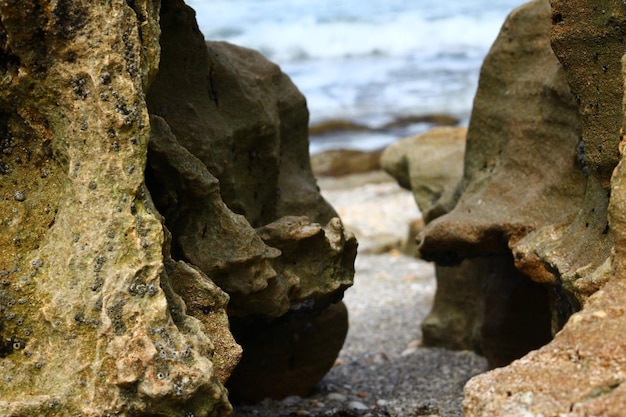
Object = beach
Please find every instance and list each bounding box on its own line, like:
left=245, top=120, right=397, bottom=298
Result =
left=232, top=172, right=487, bottom=417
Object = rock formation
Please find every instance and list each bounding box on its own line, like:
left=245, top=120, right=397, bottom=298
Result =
left=381, top=126, right=466, bottom=224
left=383, top=0, right=626, bottom=414
left=460, top=0, right=626, bottom=414
left=0, top=0, right=356, bottom=414
left=145, top=0, right=356, bottom=403
left=413, top=0, right=591, bottom=367
left=0, top=1, right=234, bottom=415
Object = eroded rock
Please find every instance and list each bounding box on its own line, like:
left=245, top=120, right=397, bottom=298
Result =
left=146, top=0, right=356, bottom=316
left=227, top=301, right=349, bottom=403
left=461, top=0, right=626, bottom=414
left=0, top=1, right=233, bottom=415
left=145, top=0, right=356, bottom=402
left=412, top=0, right=594, bottom=368
left=0, top=0, right=356, bottom=414
left=381, top=126, right=467, bottom=223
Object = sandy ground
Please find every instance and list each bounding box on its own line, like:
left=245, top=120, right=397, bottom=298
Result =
left=232, top=172, right=487, bottom=417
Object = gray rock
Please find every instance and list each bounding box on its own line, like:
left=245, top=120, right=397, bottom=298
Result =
left=145, top=0, right=357, bottom=403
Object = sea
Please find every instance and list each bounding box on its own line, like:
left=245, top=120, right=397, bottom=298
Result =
left=185, top=0, right=526, bottom=154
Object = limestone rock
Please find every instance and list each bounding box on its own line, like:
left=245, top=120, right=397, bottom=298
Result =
left=550, top=0, right=624, bottom=189
left=146, top=7, right=336, bottom=228
left=381, top=126, right=467, bottom=223
left=464, top=278, right=626, bottom=416
left=144, top=0, right=356, bottom=403
left=461, top=0, right=626, bottom=414
left=413, top=0, right=597, bottom=366
left=145, top=2, right=356, bottom=319
left=147, top=115, right=287, bottom=318
left=0, top=1, right=233, bottom=415
left=311, top=149, right=383, bottom=177
left=419, top=0, right=586, bottom=266
left=0, top=0, right=355, bottom=413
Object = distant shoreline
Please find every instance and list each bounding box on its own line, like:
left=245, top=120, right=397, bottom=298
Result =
left=308, top=112, right=463, bottom=154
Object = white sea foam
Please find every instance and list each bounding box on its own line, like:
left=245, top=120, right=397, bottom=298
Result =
left=186, top=0, right=525, bottom=152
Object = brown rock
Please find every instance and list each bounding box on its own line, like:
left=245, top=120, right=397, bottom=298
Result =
left=422, top=256, right=552, bottom=368
left=419, top=0, right=586, bottom=265
left=147, top=115, right=287, bottom=318
left=381, top=126, right=467, bottom=223
left=459, top=0, right=626, bottom=415
left=0, top=0, right=356, bottom=414
left=311, top=149, right=383, bottom=177
left=226, top=301, right=349, bottom=403
left=401, top=217, right=425, bottom=257
left=420, top=261, right=484, bottom=353
left=414, top=0, right=595, bottom=365
left=550, top=0, right=624, bottom=189
left=464, top=278, right=626, bottom=416
left=147, top=11, right=336, bottom=228
left=145, top=1, right=356, bottom=318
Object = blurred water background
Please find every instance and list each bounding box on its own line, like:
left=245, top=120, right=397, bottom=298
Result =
left=186, top=0, right=525, bottom=153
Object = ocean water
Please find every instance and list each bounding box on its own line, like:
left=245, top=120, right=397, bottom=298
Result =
left=186, top=0, right=526, bottom=153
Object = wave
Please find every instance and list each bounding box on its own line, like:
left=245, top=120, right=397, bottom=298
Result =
left=186, top=0, right=524, bottom=150
left=197, top=9, right=509, bottom=64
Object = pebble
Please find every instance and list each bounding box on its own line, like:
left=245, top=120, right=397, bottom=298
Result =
left=349, top=401, right=369, bottom=410
left=401, top=347, right=417, bottom=356
left=13, top=190, right=26, bottom=202
left=326, top=393, right=347, bottom=402
left=281, top=395, right=302, bottom=406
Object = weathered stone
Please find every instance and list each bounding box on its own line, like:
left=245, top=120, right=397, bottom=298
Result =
left=422, top=255, right=552, bottom=369
left=0, top=1, right=234, bottom=415
left=464, top=278, right=626, bottom=416
left=311, top=149, right=383, bottom=177
left=147, top=115, right=287, bottom=318
left=144, top=0, right=356, bottom=404
left=381, top=126, right=467, bottom=223
left=226, top=301, right=349, bottom=403
left=0, top=0, right=354, bottom=413
left=146, top=6, right=336, bottom=228
left=162, top=226, right=242, bottom=384
left=550, top=0, right=624, bottom=189
left=414, top=0, right=597, bottom=364
left=457, top=0, right=626, bottom=415
left=419, top=0, right=586, bottom=266
left=145, top=2, right=356, bottom=318
left=420, top=261, right=484, bottom=353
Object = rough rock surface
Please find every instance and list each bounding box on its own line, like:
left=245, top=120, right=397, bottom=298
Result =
left=145, top=2, right=355, bottom=318
left=461, top=0, right=626, bottom=415
left=393, top=0, right=626, bottom=415
left=0, top=0, right=356, bottom=415
left=145, top=0, right=356, bottom=404
left=0, top=1, right=234, bottom=416
left=421, top=256, right=551, bottom=367
left=227, top=301, right=349, bottom=404
left=412, top=0, right=595, bottom=369
left=464, top=278, right=626, bottom=416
